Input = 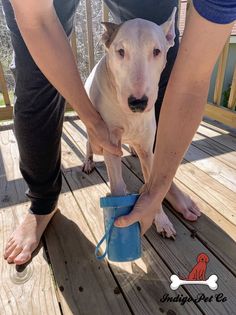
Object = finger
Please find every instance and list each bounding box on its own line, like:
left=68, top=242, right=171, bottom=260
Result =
left=114, top=211, right=140, bottom=228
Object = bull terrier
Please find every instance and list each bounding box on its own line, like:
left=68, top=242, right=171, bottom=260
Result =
left=83, top=8, right=177, bottom=238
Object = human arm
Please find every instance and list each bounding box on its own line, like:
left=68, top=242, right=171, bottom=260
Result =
left=9, top=0, right=122, bottom=156
left=115, top=4, right=235, bottom=233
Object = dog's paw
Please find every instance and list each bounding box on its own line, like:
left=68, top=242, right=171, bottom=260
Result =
left=82, top=159, right=95, bottom=174
left=154, top=208, right=176, bottom=240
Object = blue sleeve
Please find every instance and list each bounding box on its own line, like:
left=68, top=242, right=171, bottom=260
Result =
left=192, top=0, right=236, bottom=24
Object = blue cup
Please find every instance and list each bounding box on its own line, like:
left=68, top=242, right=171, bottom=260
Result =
left=95, top=194, right=141, bottom=262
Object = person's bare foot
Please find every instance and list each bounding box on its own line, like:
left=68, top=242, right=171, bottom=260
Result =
left=4, top=209, right=57, bottom=265
left=166, top=182, right=201, bottom=221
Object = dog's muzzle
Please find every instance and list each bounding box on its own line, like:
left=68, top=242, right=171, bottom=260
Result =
left=128, top=95, right=148, bottom=113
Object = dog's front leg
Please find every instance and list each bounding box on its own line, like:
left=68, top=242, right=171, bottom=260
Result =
left=133, top=144, right=153, bottom=184
left=104, top=128, right=127, bottom=196
left=134, top=144, right=176, bottom=239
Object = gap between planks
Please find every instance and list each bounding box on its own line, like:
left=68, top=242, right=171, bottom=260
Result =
left=63, top=119, right=236, bottom=315
left=61, top=124, right=202, bottom=315
left=64, top=119, right=236, bottom=275
left=0, top=129, right=62, bottom=315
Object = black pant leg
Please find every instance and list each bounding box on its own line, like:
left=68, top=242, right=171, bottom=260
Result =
left=2, top=0, right=79, bottom=214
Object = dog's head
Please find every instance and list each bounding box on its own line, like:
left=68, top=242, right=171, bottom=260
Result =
left=101, top=8, right=176, bottom=114
left=197, top=253, right=209, bottom=263
left=102, top=8, right=176, bottom=113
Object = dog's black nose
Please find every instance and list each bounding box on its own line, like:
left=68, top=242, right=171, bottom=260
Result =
left=128, top=95, right=148, bottom=112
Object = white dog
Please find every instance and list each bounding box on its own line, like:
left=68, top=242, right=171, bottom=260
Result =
left=83, top=8, right=177, bottom=238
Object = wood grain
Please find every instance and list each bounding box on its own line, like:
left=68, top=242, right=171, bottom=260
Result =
left=204, top=103, right=236, bottom=128
left=228, top=65, right=236, bottom=110
left=44, top=179, right=131, bottom=315
left=184, top=144, right=236, bottom=193
left=0, top=62, right=11, bottom=107
left=85, top=0, right=95, bottom=72
left=64, top=119, right=236, bottom=315
left=198, top=123, right=236, bottom=151
left=213, top=39, right=230, bottom=106
left=0, top=130, right=61, bottom=315
left=62, top=123, right=201, bottom=315
left=192, top=132, right=236, bottom=170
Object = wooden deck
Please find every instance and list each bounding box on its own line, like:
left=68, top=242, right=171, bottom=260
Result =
left=0, top=115, right=236, bottom=315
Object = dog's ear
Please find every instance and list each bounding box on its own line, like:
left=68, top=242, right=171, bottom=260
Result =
left=101, top=22, right=121, bottom=49
left=161, top=7, right=177, bottom=48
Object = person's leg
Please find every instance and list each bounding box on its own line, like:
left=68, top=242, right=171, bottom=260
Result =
left=104, top=0, right=201, bottom=220
left=2, top=0, right=79, bottom=264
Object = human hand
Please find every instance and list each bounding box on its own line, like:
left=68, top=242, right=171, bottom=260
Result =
left=86, top=116, right=123, bottom=156
left=114, top=190, right=160, bottom=235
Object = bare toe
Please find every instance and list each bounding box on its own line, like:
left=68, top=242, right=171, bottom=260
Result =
left=3, top=210, right=56, bottom=265
left=5, top=238, right=15, bottom=251
left=190, top=202, right=201, bottom=217
left=4, top=243, right=17, bottom=259
left=7, top=246, right=23, bottom=264
left=181, top=209, right=198, bottom=221
left=14, top=247, right=32, bottom=265
left=166, top=183, right=201, bottom=222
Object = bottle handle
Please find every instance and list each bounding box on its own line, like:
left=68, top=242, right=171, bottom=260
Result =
left=95, top=217, right=115, bottom=260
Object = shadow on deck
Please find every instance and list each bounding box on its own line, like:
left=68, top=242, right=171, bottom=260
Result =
left=0, top=115, right=236, bottom=315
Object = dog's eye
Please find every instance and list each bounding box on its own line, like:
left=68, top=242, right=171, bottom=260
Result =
left=118, top=49, right=125, bottom=58
left=153, top=48, right=160, bottom=57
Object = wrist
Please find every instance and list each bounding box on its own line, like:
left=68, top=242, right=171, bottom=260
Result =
left=83, top=111, right=101, bottom=129
left=74, top=98, right=101, bottom=129
left=144, top=181, right=169, bottom=204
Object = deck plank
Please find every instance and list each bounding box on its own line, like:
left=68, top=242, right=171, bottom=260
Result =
left=201, top=120, right=236, bottom=138
left=71, top=118, right=236, bottom=226
left=76, top=150, right=236, bottom=315
left=147, top=212, right=236, bottom=315
left=192, top=132, right=236, bottom=170
left=62, top=123, right=201, bottom=315
left=44, top=179, right=131, bottom=315
left=65, top=118, right=236, bottom=285
left=1, top=117, right=235, bottom=315
left=0, top=130, right=61, bottom=315
left=184, top=144, right=236, bottom=192
left=176, top=162, right=236, bottom=224
left=118, top=149, right=236, bottom=275
left=121, top=146, right=236, bottom=226
left=63, top=122, right=236, bottom=314
left=119, top=152, right=236, bottom=273
left=198, top=124, right=236, bottom=151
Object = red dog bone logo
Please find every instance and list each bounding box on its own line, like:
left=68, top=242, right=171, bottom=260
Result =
left=170, top=253, right=218, bottom=291
left=184, top=253, right=209, bottom=281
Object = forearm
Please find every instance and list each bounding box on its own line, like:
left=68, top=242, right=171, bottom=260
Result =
left=10, top=0, right=99, bottom=127
left=147, top=5, right=234, bottom=201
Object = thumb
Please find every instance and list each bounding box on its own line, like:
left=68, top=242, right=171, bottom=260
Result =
left=114, top=211, right=139, bottom=228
